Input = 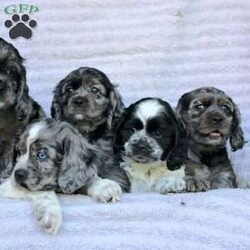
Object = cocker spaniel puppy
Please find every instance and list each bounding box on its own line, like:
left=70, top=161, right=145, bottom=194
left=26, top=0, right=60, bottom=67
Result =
left=51, top=67, right=130, bottom=192
left=0, top=118, right=123, bottom=234
left=114, top=98, right=187, bottom=193
left=176, top=87, right=245, bottom=191
left=0, top=38, right=45, bottom=180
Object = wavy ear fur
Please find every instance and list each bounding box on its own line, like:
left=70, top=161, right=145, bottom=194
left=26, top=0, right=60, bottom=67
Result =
left=51, top=80, right=65, bottom=120
left=57, top=123, right=98, bottom=193
left=107, top=86, right=125, bottom=131
left=162, top=105, right=188, bottom=170
left=165, top=120, right=188, bottom=170
left=15, top=65, right=31, bottom=120
left=113, top=110, right=126, bottom=155
left=230, top=102, right=245, bottom=151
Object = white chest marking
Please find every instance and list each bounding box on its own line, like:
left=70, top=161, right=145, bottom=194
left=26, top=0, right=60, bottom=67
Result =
left=123, top=159, right=186, bottom=193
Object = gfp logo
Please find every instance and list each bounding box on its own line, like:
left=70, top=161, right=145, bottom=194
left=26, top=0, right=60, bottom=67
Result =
left=3, top=4, right=39, bottom=39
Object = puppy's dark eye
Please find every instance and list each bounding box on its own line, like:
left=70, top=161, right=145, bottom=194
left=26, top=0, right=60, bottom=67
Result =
left=152, top=130, right=162, bottom=138
left=130, top=127, right=137, bottom=133
left=221, top=105, right=231, bottom=113
left=6, top=67, right=17, bottom=77
left=66, top=86, right=74, bottom=94
left=36, top=150, right=48, bottom=162
left=195, top=104, right=205, bottom=110
left=91, top=87, right=100, bottom=94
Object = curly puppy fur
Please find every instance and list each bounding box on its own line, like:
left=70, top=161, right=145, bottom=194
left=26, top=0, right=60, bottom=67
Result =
left=0, top=38, right=45, bottom=180
left=0, top=118, right=125, bottom=234
left=176, top=87, right=245, bottom=191
left=115, top=98, right=188, bottom=193
left=51, top=67, right=130, bottom=192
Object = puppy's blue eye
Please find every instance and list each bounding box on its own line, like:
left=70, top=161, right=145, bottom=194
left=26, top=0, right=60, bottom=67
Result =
left=37, top=150, right=48, bottom=161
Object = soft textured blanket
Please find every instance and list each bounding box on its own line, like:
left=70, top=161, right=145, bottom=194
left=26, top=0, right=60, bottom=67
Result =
left=1, top=190, right=250, bottom=249
left=0, top=0, right=250, bottom=249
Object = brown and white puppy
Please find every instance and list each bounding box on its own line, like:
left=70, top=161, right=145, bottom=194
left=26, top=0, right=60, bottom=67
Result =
left=115, top=98, right=187, bottom=193
left=0, top=118, right=123, bottom=234
left=51, top=67, right=130, bottom=192
left=0, top=38, right=45, bottom=180
left=176, top=87, right=245, bottom=191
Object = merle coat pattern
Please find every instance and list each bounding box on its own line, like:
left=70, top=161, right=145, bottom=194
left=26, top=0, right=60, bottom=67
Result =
left=0, top=38, right=45, bottom=180
left=176, top=87, right=245, bottom=191
left=51, top=67, right=130, bottom=192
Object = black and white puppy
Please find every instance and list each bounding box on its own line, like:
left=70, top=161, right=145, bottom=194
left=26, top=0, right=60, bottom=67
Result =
left=0, top=38, right=45, bottom=180
left=115, top=98, right=187, bottom=193
left=176, top=87, right=245, bottom=191
left=0, top=118, right=123, bottom=234
left=51, top=67, right=130, bottom=192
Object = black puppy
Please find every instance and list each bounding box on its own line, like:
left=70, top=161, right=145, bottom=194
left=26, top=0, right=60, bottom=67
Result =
left=115, top=97, right=187, bottom=193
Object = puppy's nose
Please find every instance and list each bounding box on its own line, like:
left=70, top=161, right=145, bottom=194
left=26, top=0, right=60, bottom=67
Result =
left=15, top=169, right=28, bottom=182
left=132, top=140, right=153, bottom=154
left=73, top=97, right=88, bottom=107
left=212, top=116, right=224, bottom=124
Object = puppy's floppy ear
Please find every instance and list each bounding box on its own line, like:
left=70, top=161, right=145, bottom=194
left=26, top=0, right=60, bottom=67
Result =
left=107, top=86, right=125, bottom=131
left=175, top=93, right=190, bottom=134
left=165, top=116, right=188, bottom=170
left=157, top=100, right=188, bottom=170
left=51, top=80, right=64, bottom=120
left=230, top=102, right=245, bottom=151
left=57, top=123, right=98, bottom=193
left=113, top=109, right=127, bottom=154
left=15, top=65, right=30, bottom=118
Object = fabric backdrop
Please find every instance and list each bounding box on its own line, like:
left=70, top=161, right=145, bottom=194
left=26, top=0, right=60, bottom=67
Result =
left=0, top=1, right=250, bottom=249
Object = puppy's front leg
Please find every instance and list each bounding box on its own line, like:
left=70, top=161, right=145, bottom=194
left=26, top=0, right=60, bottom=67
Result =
left=185, top=160, right=211, bottom=192
left=31, top=191, right=62, bottom=235
left=0, top=177, right=62, bottom=235
left=154, top=166, right=186, bottom=194
left=87, top=175, right=122, bottom=203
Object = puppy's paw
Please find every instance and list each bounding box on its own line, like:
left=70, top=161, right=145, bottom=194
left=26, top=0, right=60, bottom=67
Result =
left=32, top=193, right=62, bottom=235
left=155, top=177, right=186, bottom=194
left=186, top=178, right=211, bottom=192
left=87, top=178, right=122, bottom=203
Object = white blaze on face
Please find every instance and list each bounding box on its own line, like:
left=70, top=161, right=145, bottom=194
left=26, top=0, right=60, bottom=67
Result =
left=15, top=121, right=46, bottom=169
left=124, top=99, right=165, bottom=160
left=135, top=100, right=164, bottom=127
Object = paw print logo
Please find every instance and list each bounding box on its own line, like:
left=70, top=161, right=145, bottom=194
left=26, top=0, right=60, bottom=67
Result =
left=4, top=14, right=37, bottom=39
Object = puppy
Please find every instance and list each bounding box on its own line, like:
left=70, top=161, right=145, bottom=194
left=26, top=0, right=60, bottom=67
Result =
left=0, top=118, right=123, bottom=234
left=51, top=67, right=130, bottom=192
left=176, top=87, right=245, bottom=191
left=0, top=38, right=45, bottom=180
left=115, top=98, right=187, bottom=193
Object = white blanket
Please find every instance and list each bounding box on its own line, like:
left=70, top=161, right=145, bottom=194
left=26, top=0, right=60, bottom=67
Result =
left=0, top=0, right=250, bottom=249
